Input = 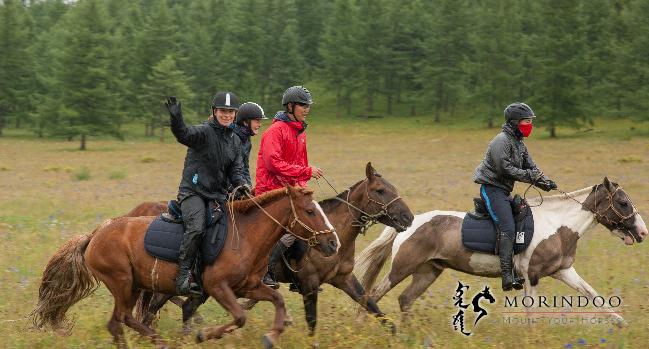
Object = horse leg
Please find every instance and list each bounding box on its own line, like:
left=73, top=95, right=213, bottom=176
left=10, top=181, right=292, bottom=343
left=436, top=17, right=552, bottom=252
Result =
left=241, top=298, right=293, bottom=327
left=551, top=267, right=626, bottom=326
left=244, top=284, right=287, bottom=348
left=102, top=275, right=168, bottom=349
left=107, top=307, right=127, bottom=349
left=302, top=290, right=318, bottom=336
left=181, top=293, right=209, bottom=335
left=196, top=284, right=247, bottom=343
left=398, top=264, right=444, bottom=320
left=142, top=293, right=173, bottom=327
left=330, top=273, right=395, bottom=333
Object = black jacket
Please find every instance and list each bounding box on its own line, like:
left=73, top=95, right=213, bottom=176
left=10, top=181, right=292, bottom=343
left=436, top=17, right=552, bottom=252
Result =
left=232, top=125, right=253, bottom=186
left=170, top=114, right=246, bottom=202
left=473, top=123, right=543, bottom=193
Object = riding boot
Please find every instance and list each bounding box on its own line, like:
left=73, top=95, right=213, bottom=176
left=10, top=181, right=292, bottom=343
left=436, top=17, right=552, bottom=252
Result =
left=498, top=234, right=522, bottom=291
left=263, top=243, right=289, bottom=289
left=176, top=233, right=202, bottom=295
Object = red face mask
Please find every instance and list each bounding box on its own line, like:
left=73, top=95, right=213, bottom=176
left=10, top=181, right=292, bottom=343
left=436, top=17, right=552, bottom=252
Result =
left=518, top=123, right=533, bottom=137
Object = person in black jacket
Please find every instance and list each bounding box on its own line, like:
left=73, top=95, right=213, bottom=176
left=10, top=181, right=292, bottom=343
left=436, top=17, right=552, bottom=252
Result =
left=165, top=92, right=251, bottom=295
left=473, top=102, right=557, bottom=291
left=232, top=102, right=267, bottom=186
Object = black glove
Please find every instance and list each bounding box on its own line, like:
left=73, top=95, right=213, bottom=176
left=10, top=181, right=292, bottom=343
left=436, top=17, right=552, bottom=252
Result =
left=233, top=184, right=252, bottom=199
left=536, top=178, right=557, bottom=192
left=165, top=96, right=182, bottom=119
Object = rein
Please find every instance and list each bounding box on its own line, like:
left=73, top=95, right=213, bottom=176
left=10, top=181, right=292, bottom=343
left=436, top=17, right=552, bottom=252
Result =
left=228, top=186, right=335, bottom=250
left=318, top=175, right=404, bottom=235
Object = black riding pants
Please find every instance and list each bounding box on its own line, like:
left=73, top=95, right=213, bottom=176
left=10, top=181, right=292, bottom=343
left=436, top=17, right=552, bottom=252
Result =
left=480, top=184, right=515, bottom=241
left=178, top=194, right=207, bottom=267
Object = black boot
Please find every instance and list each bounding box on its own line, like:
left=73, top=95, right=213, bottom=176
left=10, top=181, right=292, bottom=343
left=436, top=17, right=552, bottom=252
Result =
left=176, top=233, right=202, bottom=295
left=498, top=234, right=522, bottom=291
left=263, top=243, right=288, bottom=289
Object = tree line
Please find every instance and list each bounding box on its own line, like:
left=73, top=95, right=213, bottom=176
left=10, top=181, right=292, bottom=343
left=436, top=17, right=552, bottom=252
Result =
left=1, top=0, right=647, bottom=148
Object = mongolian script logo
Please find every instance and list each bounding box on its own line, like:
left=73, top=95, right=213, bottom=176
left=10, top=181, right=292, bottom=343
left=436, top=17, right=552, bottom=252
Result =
left=451, top=281, right=495, bottom=336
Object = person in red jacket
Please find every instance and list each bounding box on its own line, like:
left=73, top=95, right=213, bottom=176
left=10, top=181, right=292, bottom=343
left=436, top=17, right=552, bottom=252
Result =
left=257, top=85, right=323, bottom=288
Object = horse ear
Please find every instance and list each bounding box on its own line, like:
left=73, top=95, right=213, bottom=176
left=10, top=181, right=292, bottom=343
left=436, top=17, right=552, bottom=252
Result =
left=366, top=161, right=376, bottom=181
left=603, top=177, right=615, bottom=193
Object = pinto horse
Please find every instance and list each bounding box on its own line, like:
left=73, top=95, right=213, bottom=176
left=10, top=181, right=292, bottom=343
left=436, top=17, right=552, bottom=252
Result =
left=31, top=186, right=339, bottom=349
left=355, top=178, right=648, bottom=324
left=130, top=162, right=415, bottom=335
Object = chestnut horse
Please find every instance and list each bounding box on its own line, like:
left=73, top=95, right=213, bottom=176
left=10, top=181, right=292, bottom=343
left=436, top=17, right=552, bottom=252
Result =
left=355, top=178, right=647, bottom=325
left=129, top=162, right=414, bottom=335
left=31, top=186, right=339, bottom=348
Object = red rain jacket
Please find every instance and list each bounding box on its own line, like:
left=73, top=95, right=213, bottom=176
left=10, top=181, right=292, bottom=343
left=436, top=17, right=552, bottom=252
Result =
left=255, top=118, right=312, bottom=195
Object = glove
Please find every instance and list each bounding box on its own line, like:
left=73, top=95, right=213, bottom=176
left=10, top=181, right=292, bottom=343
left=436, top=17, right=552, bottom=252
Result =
left=536, top=178, right=557, bottom=192
left=165, top=96, right=182, bottom=119
left=233, top=184, right=252, bottom=199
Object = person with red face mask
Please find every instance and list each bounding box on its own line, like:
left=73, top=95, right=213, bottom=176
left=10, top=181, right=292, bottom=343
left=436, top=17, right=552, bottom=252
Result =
left=473, top=102, right=557, bottom=292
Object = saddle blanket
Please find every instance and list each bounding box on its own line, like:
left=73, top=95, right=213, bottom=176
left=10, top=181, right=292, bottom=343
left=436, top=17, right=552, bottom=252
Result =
left=461, top=205, right=534, bottom=255
left=143, top=208, right=228, bottom=265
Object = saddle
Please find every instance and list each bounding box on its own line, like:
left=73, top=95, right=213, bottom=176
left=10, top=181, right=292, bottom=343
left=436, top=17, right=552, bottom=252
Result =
left=461, top=194, right=534, bottom=255
left=143, top=200, right=228, bottom=266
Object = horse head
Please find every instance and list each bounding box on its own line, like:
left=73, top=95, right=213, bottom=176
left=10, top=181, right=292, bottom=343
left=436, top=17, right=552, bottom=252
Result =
left=286, top=185, right=339, bottom=256
left=583, top=177, right=648, bottom=245
left=357, top=162, right=414, bottom=232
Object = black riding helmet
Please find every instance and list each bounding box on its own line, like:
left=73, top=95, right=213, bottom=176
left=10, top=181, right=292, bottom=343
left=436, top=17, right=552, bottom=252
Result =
left=212, top=91, right=240, bottom=110
left=504, top=102, right=535, bottom=122
left=282, top=86, right=313, bottom=106
left=236, top=102, right=267, bottom=126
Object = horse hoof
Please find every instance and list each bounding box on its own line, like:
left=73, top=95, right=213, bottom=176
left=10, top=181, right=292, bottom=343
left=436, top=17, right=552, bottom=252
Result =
left=196, top=330, right=205, bottom=343
left=193, top=314, right=205, bottom=324
left=263, top=334, right=275, bottom=349
left=182, top=325, right=192, bottom=336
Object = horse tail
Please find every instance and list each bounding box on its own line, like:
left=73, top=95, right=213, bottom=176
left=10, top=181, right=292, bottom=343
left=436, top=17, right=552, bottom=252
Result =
left=354, top=226, right=398, bottom=292
left=30, top=230, right=99, bottom=332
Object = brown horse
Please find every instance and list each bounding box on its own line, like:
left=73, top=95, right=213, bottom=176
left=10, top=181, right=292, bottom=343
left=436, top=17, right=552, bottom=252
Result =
left=130, top=162, right=415, bottom=335
left=30, top=186, right=339, bottom=348
left=354, top=178, right=647, bottom=324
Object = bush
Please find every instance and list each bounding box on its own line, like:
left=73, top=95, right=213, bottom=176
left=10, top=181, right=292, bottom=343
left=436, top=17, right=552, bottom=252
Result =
left=74, top=167, right=91, bottom=181
left=108, top=169, right=127, bottom=180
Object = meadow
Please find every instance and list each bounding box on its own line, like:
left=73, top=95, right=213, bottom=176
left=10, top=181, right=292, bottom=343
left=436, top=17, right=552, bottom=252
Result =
left=1, top=115, right=648, bottom=348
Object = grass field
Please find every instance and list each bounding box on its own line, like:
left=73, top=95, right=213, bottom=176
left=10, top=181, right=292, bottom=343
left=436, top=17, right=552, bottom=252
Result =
left=1, top=115, right=648, bottom=348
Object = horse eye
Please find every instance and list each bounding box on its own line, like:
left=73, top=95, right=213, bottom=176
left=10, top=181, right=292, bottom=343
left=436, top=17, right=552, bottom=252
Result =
left=620, top=202, right=628, bottom=208
left=377, top=189, right=385, bottom=195
left=306, top=210, right=315, bottom=216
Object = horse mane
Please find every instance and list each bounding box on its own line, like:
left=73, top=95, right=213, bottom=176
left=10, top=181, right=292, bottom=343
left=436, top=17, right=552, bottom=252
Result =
left=318, top=180, right=365, bottom=211
left=526, top=186, right=595, bottom=206
left=229, top=186, right=315, bottom=214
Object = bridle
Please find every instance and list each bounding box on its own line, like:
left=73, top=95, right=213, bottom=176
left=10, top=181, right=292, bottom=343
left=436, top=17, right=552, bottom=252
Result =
left=228, top=187, right=335, bottom=249
left=319, top=176, right=404, bottom=235
left=557, top=184, right=638, bottom=234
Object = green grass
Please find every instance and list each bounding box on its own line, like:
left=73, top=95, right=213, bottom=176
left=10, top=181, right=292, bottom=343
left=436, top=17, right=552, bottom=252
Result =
left=0, top=116, right=647, bottom=348
left=73, top=166, right=91, bottom=181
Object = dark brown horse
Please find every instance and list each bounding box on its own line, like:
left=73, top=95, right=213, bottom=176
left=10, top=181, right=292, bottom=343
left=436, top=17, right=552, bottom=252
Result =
left=30, top=186, right=339, bottom=348
left=132, top=162, right=415, bottom=335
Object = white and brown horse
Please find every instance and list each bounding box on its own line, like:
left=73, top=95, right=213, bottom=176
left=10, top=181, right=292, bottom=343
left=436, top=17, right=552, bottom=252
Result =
left=355, top=178, right=647, bottom=324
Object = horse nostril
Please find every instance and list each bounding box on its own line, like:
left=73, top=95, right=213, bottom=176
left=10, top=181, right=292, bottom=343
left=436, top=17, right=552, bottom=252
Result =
left=329, top=240, right=337, bottom=250
left=402, top=213, right=414, bottom=224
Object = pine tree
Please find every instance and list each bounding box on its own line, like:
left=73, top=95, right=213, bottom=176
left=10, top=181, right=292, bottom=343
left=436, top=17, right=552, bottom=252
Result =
left=0, top=0, right=33, bottom=135
left=141, top=55, right=195, bottom=142
left=54, top=0, right=121, bottom=150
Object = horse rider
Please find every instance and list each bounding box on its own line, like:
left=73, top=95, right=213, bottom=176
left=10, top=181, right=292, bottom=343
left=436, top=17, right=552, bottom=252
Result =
left=231, top=102, right=268, bottom=187
left=473, top=102, right=557, bottom=291
left=166, top=92, right=251, bottom=295
left=255, top=85, right=324, bottom=289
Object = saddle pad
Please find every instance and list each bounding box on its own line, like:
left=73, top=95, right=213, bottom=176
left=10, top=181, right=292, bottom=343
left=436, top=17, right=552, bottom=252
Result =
left=144, top=208, right=229, bottom=265
left=461, top=205, right=534, bottom=255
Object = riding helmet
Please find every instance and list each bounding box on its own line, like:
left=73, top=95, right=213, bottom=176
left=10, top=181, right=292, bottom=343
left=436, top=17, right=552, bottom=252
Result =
left=504, top=102, right=535, bottom=121
left=236, top=102, right=267, bottom=126
left=281, top=86, right=313, bottom=106
left=212, top=91, right=240, bottom=110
